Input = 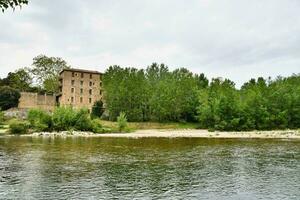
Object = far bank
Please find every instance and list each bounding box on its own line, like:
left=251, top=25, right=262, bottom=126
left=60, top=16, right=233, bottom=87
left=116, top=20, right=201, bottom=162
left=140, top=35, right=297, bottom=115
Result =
left=14, top=129, right=300, bottom=139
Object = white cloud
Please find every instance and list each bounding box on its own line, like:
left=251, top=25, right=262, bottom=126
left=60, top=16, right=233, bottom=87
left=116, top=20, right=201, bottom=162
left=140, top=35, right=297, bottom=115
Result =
left=0, top=0, right=299, bottom=87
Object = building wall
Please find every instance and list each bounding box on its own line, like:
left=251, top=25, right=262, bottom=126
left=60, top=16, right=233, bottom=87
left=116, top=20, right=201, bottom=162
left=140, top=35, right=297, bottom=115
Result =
left=18, top=92, right=56, bottom=111
left=59, top=71, right=102, bottom=111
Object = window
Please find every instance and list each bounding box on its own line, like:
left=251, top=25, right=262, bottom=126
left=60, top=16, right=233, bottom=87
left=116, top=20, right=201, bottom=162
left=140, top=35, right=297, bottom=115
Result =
left=100, top=90, right=102, bottom=95
left=80, top=88, right=83, bottom=94
left=71, top=88, right=74, bottom=93
left=100, top=82, right=102, bottom=87
left=71, top=80, right=75, bottom=86
left=89, top=89, right=92, bottom=95
left=80, top=81, right=83, bottom=86
left=90, top=74, right=92, bottom=79
left=71, top=97, right=74, bottom=103
left=89, top=81, right=92, bottom=87
left=81, top=73, right=84, bottom=78
left=89, top=98, right=92, bottom=104
left=72, top=72, right=75, bottom=77
left=80, top=97, right=83, bottom=103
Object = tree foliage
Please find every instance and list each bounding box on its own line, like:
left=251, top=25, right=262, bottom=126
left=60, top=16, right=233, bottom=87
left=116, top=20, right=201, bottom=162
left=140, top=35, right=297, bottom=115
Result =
left=91, top=100, right=105, bottom=119
left=103, top=64, right=299, bottom=130
left=0, top=86, right=21, bottom=110
left=30, top=55, right=70, bottom=94
left=0, top=68, right=32, bottom=91
left=197, top=75, right=300, bottom=131
left=103, top=63, right=208, bottom=122
left=0, top=0, right=28, bottom=12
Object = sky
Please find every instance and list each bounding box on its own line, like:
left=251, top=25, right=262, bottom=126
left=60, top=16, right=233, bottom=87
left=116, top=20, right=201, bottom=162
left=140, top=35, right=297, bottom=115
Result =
left=0, top=0, right=300, bottom=87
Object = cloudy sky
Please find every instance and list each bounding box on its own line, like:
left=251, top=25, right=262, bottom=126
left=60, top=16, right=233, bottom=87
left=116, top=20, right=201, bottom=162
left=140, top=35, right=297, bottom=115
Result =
left=0, top=0, right=299, bottom=86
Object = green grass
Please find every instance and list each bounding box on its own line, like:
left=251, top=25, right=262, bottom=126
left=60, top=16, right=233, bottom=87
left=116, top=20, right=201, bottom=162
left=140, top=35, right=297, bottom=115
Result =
left=0, top=124, right=9, bottom=134
left=100, top=120, right=199, bottom=130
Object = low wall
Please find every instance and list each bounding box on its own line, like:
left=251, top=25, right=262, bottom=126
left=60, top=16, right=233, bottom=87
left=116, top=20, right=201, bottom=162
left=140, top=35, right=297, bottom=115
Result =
left=18, top=92, right=56, bottom=111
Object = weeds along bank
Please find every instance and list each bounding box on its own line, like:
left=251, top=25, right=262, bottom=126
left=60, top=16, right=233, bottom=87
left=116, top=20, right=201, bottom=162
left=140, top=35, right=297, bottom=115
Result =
left=3, top=107, right=128, bottom=135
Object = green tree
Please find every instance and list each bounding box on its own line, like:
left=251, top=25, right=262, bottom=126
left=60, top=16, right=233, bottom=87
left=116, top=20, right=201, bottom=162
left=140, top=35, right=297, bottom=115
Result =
left=3, top=68, right=32, bottom=91
left=91, top=100, right=105, bottom=119
left=0, top=86, right=21, bottom=110
left=0, top=0, right=28, bottom=12
left=30, top=55, right=70, bottom=94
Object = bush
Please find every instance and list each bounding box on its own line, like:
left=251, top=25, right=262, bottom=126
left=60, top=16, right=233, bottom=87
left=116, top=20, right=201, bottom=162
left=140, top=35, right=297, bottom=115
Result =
left=28, top=109, right=52, bottom=131
left=91, top=119, right=103, bottom=133
left=9, top=120, right=29, bottom=135
left=74, top=108, right=93, bottom=131
left=91, top=100, right=104, bottom=119
left=52, top=106, right=77, bottom=131
left=117, top=112, right=127, bottom=132
left=0, top=86, right=21, bottom=110
left=52, top=107, right=96, bottom=132
left=0, top=111, right=4, bottom=125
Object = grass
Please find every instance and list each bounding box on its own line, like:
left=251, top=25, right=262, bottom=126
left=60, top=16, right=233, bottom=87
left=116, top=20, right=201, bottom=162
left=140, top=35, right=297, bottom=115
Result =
left=0, top=124, right=9, bottom=135
left=100, top=120, right=199, bottom=130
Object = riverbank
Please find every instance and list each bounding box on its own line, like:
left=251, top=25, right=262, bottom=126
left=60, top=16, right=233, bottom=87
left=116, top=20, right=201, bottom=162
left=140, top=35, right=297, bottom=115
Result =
left=11, top=129, right=300, bottom=139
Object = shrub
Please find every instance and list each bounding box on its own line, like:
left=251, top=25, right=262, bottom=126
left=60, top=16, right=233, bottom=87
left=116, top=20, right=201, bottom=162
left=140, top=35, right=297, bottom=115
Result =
left=0, top=111, right=4, bottom=125
left=52, top=106, right=77, bottom=131
left=28, top=109, right=52, bottom=131
left=9, top=120, right=29, bottom=135
left=74, top=108, right=93, bottom=131
left=117, top=112, right=127, bottom=132
left=91, top=100, right=104, bottom=119
left=91, top=119, right=103, bottom=133
left=0, top=86, right=21, bottom=110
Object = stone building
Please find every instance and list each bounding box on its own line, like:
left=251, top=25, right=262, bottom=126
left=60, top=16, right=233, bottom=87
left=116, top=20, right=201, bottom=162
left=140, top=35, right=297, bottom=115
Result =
left=57, top=68, right=103, bottom=111
left=18, top=68, right=103, bottom=112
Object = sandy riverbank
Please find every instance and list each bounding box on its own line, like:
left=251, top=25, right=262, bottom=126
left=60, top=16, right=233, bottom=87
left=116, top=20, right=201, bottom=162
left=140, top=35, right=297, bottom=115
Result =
left=15, top=129, right=300, bottom=139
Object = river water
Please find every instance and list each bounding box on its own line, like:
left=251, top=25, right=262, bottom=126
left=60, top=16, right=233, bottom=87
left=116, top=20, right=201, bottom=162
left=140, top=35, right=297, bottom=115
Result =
left=0, top=136, right=299, bottom=199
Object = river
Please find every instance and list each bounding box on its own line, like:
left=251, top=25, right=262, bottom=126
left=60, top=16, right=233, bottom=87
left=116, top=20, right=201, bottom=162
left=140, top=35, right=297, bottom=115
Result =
left=0, top=136, right=299, bottom=199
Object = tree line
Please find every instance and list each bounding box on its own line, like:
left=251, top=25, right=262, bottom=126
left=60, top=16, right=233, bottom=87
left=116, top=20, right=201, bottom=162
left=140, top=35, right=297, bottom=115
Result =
left=103, top=63, right=300, bottom=131
left=0, top=55, right=70, bottom=110
left=1, top=57, right=299, bottom=131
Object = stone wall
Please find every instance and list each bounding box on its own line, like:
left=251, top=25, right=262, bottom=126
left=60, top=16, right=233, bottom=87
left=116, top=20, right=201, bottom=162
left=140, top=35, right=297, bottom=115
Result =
left=18, top=92, right=56, bottom=111
left=59, top=70, right=102, bottom=111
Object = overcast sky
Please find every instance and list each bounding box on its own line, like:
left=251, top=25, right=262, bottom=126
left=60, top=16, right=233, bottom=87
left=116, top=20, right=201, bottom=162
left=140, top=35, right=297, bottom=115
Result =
left=0, top=0, right=299, bottom=86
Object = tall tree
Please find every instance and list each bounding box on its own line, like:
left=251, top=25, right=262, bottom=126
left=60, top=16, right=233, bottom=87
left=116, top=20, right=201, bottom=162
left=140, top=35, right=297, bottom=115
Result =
left=4, top=68, right=32, bottom=91
left=0, top=86, right=21, bottom=110
left=30, top=55, right=70, bottom=94
left=0, top=0, right=28, bottom=12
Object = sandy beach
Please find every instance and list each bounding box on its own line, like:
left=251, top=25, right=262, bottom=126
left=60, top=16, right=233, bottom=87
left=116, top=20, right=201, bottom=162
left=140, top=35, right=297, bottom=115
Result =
left=18, top=129, right=300, bottom=139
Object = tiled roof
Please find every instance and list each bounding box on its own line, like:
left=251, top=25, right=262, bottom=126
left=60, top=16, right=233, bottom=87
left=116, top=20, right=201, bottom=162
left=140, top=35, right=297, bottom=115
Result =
left=60, top=68, right=102, bottom=75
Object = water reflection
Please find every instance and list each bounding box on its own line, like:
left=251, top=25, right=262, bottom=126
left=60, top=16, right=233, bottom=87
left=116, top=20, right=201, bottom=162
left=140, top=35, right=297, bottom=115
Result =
left=0, top=137, right=299, bottom=199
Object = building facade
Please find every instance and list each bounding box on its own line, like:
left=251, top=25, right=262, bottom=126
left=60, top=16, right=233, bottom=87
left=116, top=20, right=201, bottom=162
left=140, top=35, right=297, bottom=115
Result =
left=18, top=92, right=56, bottom=111
left=58, top=68, right=103, bottom=111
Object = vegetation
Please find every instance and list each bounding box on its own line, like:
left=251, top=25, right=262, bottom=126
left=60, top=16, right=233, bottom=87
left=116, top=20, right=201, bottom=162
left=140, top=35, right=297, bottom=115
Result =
left=28, top=109, right=52, bottom=132
left=0, top=0, right=28, bottom=12
left=103, top=64, right=208, bottom=122
left=91, top=100, right=105, bottom=119
left=0, top=111, right=4, bottom=125
left=9, top=120, right=29, bottom=135
left=103, top=64, right=300, bottom=131
left=0, top=86, right=21, bottom=110
left=117, top=112, right=128, bottom=132
left=26, top=107, right=112, bottom=133
left=197, top=75, right=300, bottom=131
left=30, top=55, right=70, bottom=94
left=0, top=55, right=70, bottom=94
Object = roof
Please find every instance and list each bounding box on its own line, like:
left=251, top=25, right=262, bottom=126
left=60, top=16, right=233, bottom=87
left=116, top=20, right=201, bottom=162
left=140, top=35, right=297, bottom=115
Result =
left=60, top=68, right=103, bottom=75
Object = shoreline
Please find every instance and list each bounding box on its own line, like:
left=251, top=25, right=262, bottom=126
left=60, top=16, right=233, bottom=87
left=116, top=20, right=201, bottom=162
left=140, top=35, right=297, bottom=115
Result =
left=4, top=129, right=300, bottom=139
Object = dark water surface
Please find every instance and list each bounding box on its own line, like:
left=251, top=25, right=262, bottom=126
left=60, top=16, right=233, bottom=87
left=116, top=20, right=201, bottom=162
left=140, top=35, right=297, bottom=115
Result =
left=0, top=136, right=299, bottom=200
